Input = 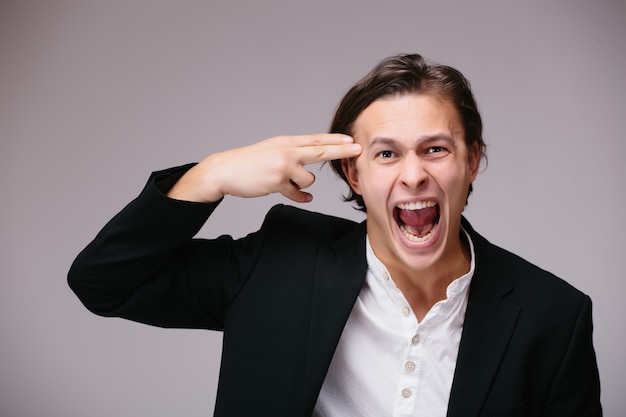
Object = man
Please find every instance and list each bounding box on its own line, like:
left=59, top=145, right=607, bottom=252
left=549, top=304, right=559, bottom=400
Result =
left=69, top=54, right=602, bottom=416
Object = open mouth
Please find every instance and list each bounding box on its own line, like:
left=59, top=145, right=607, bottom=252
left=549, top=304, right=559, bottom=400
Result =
left=394, top=200, right=440, bottom=243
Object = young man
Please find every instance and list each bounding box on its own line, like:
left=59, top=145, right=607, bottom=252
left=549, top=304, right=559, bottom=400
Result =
left=69, top=54, right=602, bottom=416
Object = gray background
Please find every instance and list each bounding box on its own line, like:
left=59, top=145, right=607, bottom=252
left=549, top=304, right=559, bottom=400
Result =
left=2, top=1, right=624, bottom=416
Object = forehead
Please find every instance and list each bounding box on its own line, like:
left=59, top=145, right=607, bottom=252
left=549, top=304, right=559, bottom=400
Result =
left=352, top=93, right=463, bottom=141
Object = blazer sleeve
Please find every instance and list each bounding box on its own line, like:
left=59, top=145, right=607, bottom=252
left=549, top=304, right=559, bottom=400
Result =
left=543, top=295, right=602, bottom=416
left=67, top=165, right=271, bottom=330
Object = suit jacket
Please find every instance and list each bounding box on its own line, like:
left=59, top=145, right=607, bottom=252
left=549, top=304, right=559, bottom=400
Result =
left=68, top=166, right=602, bottom=416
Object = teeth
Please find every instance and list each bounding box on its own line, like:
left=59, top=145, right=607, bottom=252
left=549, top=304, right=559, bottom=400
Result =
left=400, top=222, right=438, bottom=243
left=397, top=200, right=437, bottom=210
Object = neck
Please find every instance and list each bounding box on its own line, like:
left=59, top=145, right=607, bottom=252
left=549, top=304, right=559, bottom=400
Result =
left=384, top=232, right=471, bottom=321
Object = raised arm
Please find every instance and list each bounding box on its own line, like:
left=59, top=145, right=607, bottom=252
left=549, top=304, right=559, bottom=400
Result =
left=68, top=134, right=361, bottom=329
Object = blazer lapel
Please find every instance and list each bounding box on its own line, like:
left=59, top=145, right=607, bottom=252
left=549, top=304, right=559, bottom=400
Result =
left=302, top=221, right=368, bottom=414
left=447, top=221, right=520, bottom=417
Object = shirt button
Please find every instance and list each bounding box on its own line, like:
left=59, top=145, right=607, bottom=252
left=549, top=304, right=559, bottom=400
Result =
left=412, top=335, right=419, bottom=344
left=402, top=388, right=412, bottom=398
left=405, top=361, right=415, bottom=371
left=383, top=271, right=390, bottom=280
left=401, top=306, right=410, bottom=316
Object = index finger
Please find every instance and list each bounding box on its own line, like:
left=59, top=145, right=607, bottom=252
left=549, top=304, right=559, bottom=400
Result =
left=291, top=133, right=355, bottom=147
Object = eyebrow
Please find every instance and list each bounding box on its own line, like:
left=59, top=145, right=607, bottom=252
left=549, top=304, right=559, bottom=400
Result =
left=368, top=137, right=398, bottom=148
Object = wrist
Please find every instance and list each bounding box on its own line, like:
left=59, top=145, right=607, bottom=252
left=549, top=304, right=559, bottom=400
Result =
left=166, top=157, right=225, bottom=203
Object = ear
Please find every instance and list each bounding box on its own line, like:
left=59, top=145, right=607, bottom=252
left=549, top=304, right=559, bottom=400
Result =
left=341, top=158, right=362, bottom=196
left=467, top=142, right=480, bottom=182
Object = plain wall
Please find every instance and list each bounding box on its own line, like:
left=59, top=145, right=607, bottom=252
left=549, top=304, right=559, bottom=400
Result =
left=1, top=1, right=624, bottom=415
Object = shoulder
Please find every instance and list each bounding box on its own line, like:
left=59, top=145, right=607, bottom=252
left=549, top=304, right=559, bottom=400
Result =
left=465, top=219, right=588, bottom=308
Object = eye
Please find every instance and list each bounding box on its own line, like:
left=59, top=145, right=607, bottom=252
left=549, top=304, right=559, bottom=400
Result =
left=423, top=145, right=450, bottom=159
left=428, top=146, right=446, bottom=154
left=377, top=150, right=395, bottom=159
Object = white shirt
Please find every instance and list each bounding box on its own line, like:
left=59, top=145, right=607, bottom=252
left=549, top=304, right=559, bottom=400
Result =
left=313, top=232, right=475, bottom=417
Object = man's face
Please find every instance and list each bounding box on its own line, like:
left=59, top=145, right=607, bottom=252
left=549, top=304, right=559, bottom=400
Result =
left=343, top=93, right=479, bottom=277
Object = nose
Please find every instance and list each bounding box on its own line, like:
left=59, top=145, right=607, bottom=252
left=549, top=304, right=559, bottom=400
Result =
left=399, top=154, right=428, bottom=190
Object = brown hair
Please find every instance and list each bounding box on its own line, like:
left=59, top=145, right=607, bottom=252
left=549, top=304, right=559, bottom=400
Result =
left=329, top=53, right=486, bottom=211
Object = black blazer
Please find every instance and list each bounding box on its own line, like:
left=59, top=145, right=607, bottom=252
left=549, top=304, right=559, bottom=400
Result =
left=69, top=166, right=602, bottom=416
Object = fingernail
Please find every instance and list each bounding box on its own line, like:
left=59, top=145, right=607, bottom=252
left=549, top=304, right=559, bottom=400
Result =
left=342, top=135, right=354, bottom=143
left=351, top=144, right=362, bottom=153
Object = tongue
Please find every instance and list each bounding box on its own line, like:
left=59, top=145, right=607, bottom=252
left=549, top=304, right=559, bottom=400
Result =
left=399, top=206, right=438, bottom=227
left=398, top=206, right=438, bottom=237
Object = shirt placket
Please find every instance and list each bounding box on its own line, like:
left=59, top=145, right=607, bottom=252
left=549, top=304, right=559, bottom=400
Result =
left=383, top=277, right=421, bottom=417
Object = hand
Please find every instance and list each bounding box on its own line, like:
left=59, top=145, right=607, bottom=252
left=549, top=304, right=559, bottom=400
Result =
left=167, top=134, right=362, bottom=203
